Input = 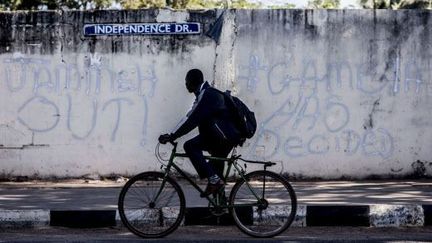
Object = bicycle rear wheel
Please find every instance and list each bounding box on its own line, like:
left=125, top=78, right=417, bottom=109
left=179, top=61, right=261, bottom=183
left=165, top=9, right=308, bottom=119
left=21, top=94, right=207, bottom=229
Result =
left=229, top=170, right=297, bottom=238
left=118, top=171, right=185, bottom=238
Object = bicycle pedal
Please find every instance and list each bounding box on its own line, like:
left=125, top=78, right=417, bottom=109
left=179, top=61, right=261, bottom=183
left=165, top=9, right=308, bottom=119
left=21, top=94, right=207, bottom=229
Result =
left=200, top=182, right=224, bottom=198
left=209, top=207, right=229, bottom=217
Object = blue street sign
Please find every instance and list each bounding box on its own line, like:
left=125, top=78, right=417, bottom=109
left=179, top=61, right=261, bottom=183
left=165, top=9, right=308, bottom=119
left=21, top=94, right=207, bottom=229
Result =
left=83, top=23, right=201, bottom=36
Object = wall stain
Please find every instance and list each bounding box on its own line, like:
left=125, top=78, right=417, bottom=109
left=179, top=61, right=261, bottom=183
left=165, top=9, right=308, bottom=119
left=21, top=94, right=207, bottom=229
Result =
left=0, top=144, right=49, bottom=150
left=411, top=160, right=429, bottom=178
left=304, top=9, right=318, bottom=40
left=364, top=98, right=380, bottom=130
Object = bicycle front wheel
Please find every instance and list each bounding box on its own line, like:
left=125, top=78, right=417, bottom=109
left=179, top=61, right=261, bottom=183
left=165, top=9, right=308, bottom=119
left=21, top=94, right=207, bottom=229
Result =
left=118, top=171, right=185, bottom=238
left=229, top=170, right=297, bottom=238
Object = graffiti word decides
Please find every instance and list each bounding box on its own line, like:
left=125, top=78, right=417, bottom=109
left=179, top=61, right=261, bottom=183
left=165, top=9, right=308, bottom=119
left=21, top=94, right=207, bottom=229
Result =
left=84, top=23, right=200, bottom=36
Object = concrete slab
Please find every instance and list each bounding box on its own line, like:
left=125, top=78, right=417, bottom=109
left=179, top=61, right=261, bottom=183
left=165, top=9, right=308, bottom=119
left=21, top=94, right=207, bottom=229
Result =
left=1, top=180, right=431, bottom=210
left=1, top=180, right=431, bottom=229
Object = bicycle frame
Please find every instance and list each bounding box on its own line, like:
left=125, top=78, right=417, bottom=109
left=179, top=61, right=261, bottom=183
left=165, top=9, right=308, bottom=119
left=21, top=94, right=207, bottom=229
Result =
left=153, top=142, right=276, bottom=209
left=119, top=141, right=297, bottom=238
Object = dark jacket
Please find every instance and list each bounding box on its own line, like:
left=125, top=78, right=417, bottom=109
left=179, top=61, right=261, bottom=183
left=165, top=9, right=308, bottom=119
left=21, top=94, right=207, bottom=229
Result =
left=172, top=82, right=241, bottom=146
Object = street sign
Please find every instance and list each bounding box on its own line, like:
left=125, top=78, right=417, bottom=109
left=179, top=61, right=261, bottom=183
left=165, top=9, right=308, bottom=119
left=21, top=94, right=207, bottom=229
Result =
left=83, top=23, right=201, bottom=36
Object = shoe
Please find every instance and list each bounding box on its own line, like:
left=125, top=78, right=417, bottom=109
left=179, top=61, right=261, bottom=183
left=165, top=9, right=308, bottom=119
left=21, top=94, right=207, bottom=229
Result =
left=200, top=179, right=224, bottom=198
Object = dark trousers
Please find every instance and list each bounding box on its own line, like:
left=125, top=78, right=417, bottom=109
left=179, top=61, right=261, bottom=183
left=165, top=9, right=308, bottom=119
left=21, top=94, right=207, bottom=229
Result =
left=183, top=135, right=235, bottom=180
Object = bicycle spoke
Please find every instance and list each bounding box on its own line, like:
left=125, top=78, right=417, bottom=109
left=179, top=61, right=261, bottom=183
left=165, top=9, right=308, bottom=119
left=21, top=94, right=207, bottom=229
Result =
left=118, top=172, right=185, bottom=238
left=157, top=189, right=176, bottom=207
left=128, top=187, right=150, bottom=204
left=229, top=171, right=297, bottom=238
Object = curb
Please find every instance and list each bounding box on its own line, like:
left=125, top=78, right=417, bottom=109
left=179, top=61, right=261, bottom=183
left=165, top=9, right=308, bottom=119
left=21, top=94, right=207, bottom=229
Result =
left=1, top=205, right=430, bottom=229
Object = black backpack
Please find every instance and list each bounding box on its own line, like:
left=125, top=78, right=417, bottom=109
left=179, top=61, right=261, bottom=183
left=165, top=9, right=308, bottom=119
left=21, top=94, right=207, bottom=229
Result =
left=223, top=91, right=257, bottom=141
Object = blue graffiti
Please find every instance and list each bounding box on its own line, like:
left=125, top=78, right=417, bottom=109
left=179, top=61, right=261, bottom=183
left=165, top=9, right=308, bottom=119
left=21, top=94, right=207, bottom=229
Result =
left=239, top=54, right=426, bottom=97
left=137, top=64, right=158, bottom=97
left=4, top=57, right=51, bottom=93
left=307, top=134, right=330, bottom=155
left=341, top=129, right=362, bottom=155
left=15, top=95, right=144, bottom=143
left=323, top=96, right=350, bottom=133
left=356, top=62, right=390, bottom=95
left=89, top=66, right=116, bottom=95
left=251, top=129, right=281, bottom=159
left=404, top=60, right=423, bottom=94
left=4, top=54, right=156, bottom=146
left=17, top=96, right=60, bottom=133
left=292, top=94, right=320, bottom=131
left=325, top=61, right=354, bottom=92
left=3, top=56, right=157, bottom=97
left=67, top=94, right=98, bottom=140
left=283, top=136, right=304, bottom=158
left=278, top=128, right=393, bottom=159
left=238, top=55, right=268, bottom=92
left=55, top=63, right=82, bottom=94
left=267, top=62, right=298, bottom=95
left=140, top=96, right=149, bottom=146
left=237, top=54, right=408, bottom=159
left=5, top=63, right=27, bottom=92
left=362, top=128, right=394, bottom=159
left=33, top=66, right=54, bottom=94
left=102, top=98, right=134, bottom=141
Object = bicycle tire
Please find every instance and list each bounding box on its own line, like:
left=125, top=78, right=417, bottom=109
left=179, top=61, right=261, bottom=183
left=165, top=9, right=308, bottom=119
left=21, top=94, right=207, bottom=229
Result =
left=118, top=171, right=185, bottom=238
left=229, top=170, right=297, bottom=238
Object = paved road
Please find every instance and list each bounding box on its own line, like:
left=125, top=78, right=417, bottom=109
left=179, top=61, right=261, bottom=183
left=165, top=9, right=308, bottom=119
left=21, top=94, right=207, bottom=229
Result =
left=1, top=226, right=432, bottom=242
left=1, top=180, right=431, bottom=210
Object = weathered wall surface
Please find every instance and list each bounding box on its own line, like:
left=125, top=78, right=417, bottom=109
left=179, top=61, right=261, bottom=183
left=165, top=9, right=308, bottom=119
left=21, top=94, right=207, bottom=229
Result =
left=0, top=9, right=431, bottom=179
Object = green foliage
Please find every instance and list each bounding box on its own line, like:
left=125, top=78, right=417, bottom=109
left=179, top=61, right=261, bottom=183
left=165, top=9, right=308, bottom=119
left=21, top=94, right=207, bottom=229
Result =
left=6, top=0, right=432, bottom=10
left=269, top=3, right=296, bottom=9
left=186, top=0, right=261, bottom=9
left=91, top=0, right=114, bottom=9
left=9, top=0, right=42, bottom=10
left=230, top=0, right=261, bottom=8
left=170, top=0, right=190, bottom=8
left=359, top=0, right=392, bottom=8
left=120, top=0, right=165, bottom=9
left=359, top=0, right=431, bottom=9
left=0, top=0, right=264, bottom=10
left=307, top=0, right=340, bottom=8
left=186, top=0, right=222, bottom=9
left=1, top=0, right=113, bottom=10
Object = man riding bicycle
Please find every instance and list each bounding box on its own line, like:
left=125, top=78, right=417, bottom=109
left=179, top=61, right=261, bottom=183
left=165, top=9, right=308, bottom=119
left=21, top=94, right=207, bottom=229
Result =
left=159, top=69, right=241, bottom=197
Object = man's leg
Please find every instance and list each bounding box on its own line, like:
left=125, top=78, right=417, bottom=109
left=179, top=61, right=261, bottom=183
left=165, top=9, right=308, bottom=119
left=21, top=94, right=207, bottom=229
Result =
left=209, top=142, right=236, bottom=180
left=184, top=135, right=225, bottom=196
left=183, top=135, right=215, bottom=179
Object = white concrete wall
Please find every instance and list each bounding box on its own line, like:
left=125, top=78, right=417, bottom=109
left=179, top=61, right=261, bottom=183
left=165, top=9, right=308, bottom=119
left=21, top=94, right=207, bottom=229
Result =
left=233, top=10, right=432, bottom=178
left=0, top=9, right=431, bottom=179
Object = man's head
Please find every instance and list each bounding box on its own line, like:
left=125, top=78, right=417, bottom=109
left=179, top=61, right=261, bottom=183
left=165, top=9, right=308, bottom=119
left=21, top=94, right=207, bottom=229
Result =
left=185, top=69, right=204, bottom=93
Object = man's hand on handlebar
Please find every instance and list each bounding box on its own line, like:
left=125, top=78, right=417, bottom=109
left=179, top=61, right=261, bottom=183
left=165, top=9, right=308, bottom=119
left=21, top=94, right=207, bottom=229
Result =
left=158, top=133, right=174, bottom=144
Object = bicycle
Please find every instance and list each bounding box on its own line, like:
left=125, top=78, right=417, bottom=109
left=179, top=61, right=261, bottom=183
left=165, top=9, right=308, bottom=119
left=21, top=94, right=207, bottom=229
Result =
left=118, top=141, right=297, bottom=238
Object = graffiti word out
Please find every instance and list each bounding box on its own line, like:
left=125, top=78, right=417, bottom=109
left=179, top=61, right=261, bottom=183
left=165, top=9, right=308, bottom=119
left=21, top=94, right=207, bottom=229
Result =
left=16, top=95, right=148, bottom=144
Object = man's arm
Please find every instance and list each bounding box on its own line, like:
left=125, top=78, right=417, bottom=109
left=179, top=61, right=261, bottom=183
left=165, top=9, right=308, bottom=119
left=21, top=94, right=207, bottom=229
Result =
left=171, top=89, right=215, bottom=140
